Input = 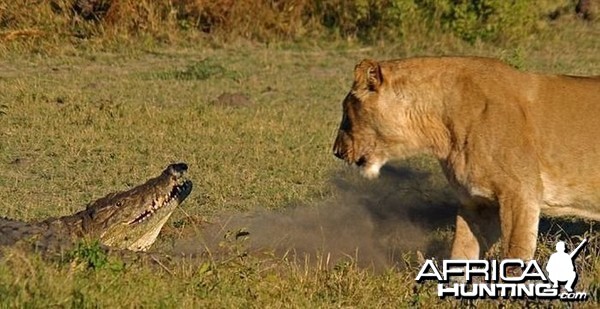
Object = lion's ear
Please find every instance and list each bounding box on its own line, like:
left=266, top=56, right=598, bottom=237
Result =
left=354, top=59, right=382, bottom=91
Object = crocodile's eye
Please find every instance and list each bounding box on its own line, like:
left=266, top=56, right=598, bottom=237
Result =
left=116, top=201, right=123, bottom=207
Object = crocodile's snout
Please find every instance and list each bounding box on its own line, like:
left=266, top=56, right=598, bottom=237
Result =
left=167, top=163, right=188, bottom=176
left=100, top=163, right=193, bottom=251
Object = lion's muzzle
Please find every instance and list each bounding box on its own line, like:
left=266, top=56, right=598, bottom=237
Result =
left=333, top=130, right=367, bottom=167
left=333, top=131, right=350, bottom=161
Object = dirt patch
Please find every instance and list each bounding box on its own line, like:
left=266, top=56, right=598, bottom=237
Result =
left=211, top=92, right=253, bottom=108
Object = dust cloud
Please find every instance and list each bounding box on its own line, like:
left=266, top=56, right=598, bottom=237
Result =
left=175, top=163, right=460, bottom=270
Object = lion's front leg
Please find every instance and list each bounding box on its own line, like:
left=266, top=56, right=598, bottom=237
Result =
left=451, top=211, right=480, bottom=259
left=450, top=201, right=501, bottom=260
left=498, top=193, right=540, bottom=260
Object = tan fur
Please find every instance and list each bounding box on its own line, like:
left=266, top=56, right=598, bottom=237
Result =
left=332, top=56, right=600, bottom=260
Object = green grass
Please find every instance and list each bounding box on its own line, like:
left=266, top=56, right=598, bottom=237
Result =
left=0, top=18, right=599, bottom=307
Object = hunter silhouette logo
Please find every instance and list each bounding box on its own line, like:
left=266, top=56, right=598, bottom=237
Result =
left=546, top=239, right=587, bottom=293
left=415, top=238, right=588, bottom=301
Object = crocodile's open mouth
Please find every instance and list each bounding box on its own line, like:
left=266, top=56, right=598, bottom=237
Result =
left=95, top=163, right=194, bottom=251
left=128, top=179, right=193, bottom=225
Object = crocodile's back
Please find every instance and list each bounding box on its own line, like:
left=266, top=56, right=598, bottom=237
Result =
left=0, top=217, right=43, bottom=246
left=0, top=217, right=75, bottom=252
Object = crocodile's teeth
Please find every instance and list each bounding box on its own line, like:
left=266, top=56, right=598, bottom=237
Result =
left=129, top=181, right=190, bottom=225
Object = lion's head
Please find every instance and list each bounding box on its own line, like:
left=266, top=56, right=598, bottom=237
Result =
left=332, top=58, right=449, bottom=179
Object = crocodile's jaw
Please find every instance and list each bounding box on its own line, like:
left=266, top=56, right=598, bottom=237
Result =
left=83, top=163, right=192, bottom=251
left=99, top=181, right=192, bottom=251
left=127, top=212, right=173, bottom=251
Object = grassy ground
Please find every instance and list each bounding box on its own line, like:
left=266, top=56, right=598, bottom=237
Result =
left=0, top=18, right=599, bottom=307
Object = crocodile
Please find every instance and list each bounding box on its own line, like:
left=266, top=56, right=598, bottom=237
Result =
left=0, top=163, right=193, bottom=253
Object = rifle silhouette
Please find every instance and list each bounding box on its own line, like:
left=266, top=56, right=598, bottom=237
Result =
left=569, top=238, right=588, bottom=259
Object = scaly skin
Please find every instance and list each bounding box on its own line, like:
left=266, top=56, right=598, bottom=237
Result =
left=0, top=163, right=193, bottom=253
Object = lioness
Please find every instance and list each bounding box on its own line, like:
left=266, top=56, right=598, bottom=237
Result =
left=332, top=56, right=600, bottom=261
